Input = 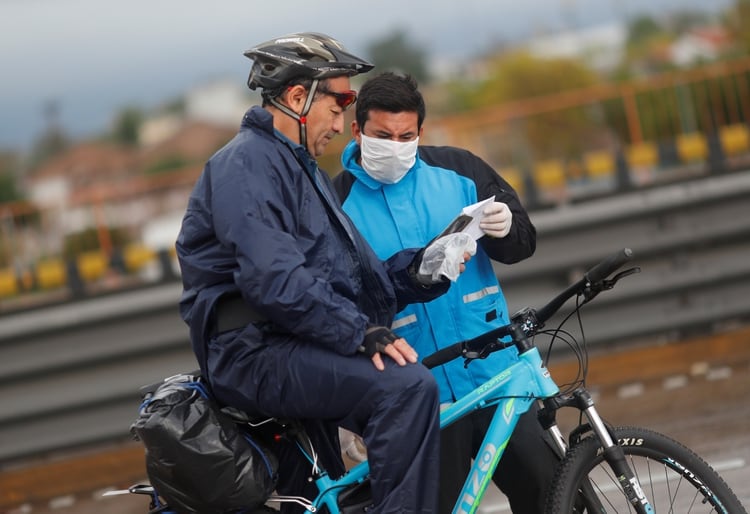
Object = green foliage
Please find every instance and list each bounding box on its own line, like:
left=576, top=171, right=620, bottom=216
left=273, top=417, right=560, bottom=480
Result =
left=669, top=11, right=712, bottom=36
left=112, top=107, right=144, bottom=146
left=366, top=28, right=430, bottom=84
left=163, top=98, right=186, bottom=115
left=627, top=15, right=665, bottom=47
left=28, top=100, right=70, bottom=168
left=0, top=243, right=8, bottom=268
left=29, top=126, right=70, bottom=168
left=0, top=153, right=24, bottom=203
left=446, top=51, right=602, bottom=161
left=62, top=226, right=130, bottom=259
left=724, top=0, right=750, bottom=55
left=0, top=173, right=22, bottom=203
left=144, top=155, right=188, bottom=175
left=619, top=15, right=677, bottom=76
left=473, top=52, right=598, bottom=107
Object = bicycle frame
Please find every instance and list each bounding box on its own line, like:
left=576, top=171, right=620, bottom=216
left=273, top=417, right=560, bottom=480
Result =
left=443, top=346, right=559, bottom=514
left=125, top=248, right=676, bottom=513
left=305, top=349, right=657, bottom=514
left=300, top=345, right=560, bottom=514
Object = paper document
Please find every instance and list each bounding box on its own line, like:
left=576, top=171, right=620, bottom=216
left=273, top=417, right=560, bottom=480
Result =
left=436, top=196, right=495, bottom=241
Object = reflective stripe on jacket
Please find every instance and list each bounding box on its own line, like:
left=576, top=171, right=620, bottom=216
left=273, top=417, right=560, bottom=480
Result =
left=337, top=141, right=536, bottom=402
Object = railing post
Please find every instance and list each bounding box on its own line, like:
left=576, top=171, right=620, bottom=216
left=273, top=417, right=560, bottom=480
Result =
left=621, top=85, right=643, bottom=145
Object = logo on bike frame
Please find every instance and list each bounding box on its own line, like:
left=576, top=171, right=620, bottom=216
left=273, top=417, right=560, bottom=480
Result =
left=457, top=442, right=504, bottom=514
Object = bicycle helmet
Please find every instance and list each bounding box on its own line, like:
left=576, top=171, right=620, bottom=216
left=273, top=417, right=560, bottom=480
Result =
left=244, top=32, right=374, bottom=91
left=243, top=32, right=374, bottom=150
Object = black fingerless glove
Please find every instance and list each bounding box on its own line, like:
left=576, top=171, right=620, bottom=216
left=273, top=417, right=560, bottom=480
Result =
left=358, top=325, right=399, bottom=356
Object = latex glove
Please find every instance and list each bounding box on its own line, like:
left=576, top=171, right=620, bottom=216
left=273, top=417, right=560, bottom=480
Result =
left=339, top=427, right=367, bottom=463
left=480, top=201, right=513, bottom=238
left=417, top=233, right=477, bottom=283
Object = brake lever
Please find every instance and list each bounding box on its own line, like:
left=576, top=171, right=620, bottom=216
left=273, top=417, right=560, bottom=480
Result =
left=462, top=340, right=510, bottom=368
left=602, top=266, right=641, bottom=290
left=584, top=266, right=641, bottom=300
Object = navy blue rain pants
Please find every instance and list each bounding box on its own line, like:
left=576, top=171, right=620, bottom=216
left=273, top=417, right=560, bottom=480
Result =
left=206, top=328, right=441, bottom=513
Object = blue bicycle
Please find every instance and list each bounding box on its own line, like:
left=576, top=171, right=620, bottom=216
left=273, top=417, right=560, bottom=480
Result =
left=113, top=248, right=747, bottom=513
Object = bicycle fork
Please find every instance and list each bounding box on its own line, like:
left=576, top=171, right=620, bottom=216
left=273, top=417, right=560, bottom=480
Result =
left=545, top=389, right=656, bottom=514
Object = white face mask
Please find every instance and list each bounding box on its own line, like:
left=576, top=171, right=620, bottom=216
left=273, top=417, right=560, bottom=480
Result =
left=359, top=134, right=419, bottom=184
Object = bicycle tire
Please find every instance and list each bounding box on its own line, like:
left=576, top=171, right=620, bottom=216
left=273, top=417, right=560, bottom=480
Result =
left=545, top=426, right=747, bottom=514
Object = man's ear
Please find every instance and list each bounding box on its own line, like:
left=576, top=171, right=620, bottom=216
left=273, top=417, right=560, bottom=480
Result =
left=351, top=120, right=362, bottom=144
left=284, top=84, right=308, bottom=115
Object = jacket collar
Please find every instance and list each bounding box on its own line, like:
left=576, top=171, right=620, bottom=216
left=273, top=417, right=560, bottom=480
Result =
left=242, top=106, right=317, bottom=175
left=241, top=105, right=274, bottom=134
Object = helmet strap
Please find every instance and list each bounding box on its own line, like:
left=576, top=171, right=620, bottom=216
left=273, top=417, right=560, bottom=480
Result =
left=269, top=79, right=320, bottom=150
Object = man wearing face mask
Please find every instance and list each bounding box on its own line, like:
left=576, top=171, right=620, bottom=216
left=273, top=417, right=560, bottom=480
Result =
left=333, top=72, right=559, bottom=513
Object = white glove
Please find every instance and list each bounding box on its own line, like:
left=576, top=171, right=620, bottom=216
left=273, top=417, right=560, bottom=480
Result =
left=418, top=233, right=477, bottom=283
left=479, top=201, right=513, bottom=238
left=339, top=427, right=367, bottom=463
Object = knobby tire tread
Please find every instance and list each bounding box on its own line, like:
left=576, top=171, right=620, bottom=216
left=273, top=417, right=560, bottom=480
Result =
left=544, top=426, right=747, bottom=514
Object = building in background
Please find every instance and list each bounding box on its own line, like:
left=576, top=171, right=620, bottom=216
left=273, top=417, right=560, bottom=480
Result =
left=525, top=23, right=627, bottom=72
left=140, top=78, right=254, bottom=147
left=670, top=26, right=733, bottom=67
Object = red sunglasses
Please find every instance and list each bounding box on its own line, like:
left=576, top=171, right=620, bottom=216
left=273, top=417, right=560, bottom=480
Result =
left=318, top=87, right=357, bottom=111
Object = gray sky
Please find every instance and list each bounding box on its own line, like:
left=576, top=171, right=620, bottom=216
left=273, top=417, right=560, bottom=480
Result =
left=0, top=0, right=732, bottom=152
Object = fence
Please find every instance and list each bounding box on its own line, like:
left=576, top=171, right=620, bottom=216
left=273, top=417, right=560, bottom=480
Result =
left=1, top=58, right=750, bottom=307
left=429, top=56, right=750, bottom=208
left=2, top=166, right=750, bottom=466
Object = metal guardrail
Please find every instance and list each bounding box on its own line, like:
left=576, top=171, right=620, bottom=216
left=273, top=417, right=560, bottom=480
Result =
left=1, top=169, right=750, bottom=465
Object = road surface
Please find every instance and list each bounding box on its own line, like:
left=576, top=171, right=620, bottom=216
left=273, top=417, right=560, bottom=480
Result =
left=4, top=329, right=749, bottom=514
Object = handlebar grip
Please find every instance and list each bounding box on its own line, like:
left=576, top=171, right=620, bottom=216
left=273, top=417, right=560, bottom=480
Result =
left=584, top=248, right=633, bottom=284
left=422, top=343, right=463, bottom=369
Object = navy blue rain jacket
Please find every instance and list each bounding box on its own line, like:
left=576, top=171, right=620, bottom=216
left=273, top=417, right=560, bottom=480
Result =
left=176, top=106, right=447, bottom=373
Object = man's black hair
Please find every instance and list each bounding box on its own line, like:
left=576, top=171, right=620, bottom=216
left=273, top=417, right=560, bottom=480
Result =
left=261, top=77, right=318, bottom=107
left=355, top=72, right=426, bottom=131
left=260, top=76, right=343, bottom=108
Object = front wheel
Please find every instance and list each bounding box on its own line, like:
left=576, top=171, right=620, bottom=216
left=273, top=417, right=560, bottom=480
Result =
left=545, top=426, right=747, bottom=514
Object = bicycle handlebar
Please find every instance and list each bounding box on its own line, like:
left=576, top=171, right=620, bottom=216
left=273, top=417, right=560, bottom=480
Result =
left=422, top=325, right=513, bottom=369
left=422, top=248, right=634, bottom=370
left=421, top=344, right=464, bottom=369
left=585, top=247, right=633, bottom=284
left=535, top=247, right=633, bottom=324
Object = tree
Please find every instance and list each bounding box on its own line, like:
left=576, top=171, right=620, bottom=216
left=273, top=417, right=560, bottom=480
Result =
left=627, top=15, right=665, bottom=47
left=468, top=51, right=599, bottom=107
left=613, top=15, right=677, bottom=78
left=0, top=152, right=23, bottom=203
left=112, top=107, right=143, bottom=146
left=445, top=51, right=604, bottom=162
left=669, top=11, right=711, bottom=36
left=366, top=28, right=430, bottom=83
left=724, top=0, right=750, bottom=55
left=29, top=99, right=70, bottom=167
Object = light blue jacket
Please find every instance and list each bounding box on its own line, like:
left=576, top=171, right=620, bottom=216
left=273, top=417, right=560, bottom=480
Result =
left=337, top=141, right=536, bottom=403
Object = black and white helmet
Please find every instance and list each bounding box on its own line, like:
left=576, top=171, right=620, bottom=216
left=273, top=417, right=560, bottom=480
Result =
left=244, top=32, right=374, bottom=91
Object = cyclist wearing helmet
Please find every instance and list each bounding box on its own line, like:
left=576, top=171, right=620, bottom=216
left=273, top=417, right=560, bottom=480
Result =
left=176, top=33, right=453, bottom=513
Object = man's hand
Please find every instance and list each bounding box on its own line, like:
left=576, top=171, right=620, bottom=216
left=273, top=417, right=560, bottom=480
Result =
left=459, top=251, right=472, bottom=274
left=480, top=201, right=513, bottom=238
left=415, top=233, right=477, bottom=284
left=359, top=325, right=418, bottom=371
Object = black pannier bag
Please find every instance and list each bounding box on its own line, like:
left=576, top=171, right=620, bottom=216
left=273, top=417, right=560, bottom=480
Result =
left=130, top=373, right=278, bottom=513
